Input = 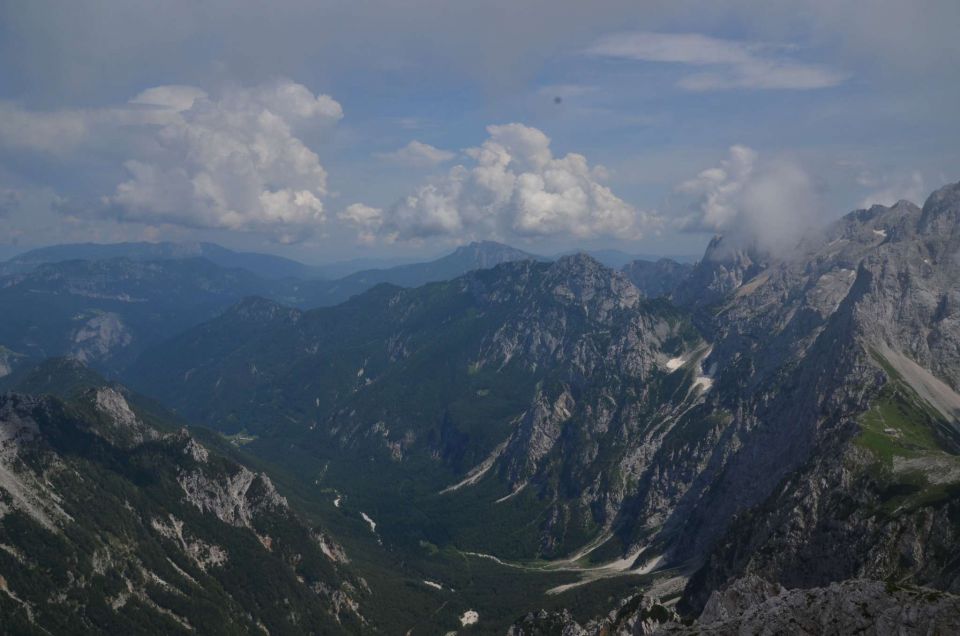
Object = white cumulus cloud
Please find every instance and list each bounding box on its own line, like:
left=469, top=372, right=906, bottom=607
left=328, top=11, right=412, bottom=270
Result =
left=376, top=140, right=455, bottom=167
left=350, top=123, right=655, bottom=243
left=104, top=79, right=342, bottom=242
left=338, top=203, right=383, bottom=245
left=673, top=145, right=820, bottom=252
left=586, top=32, right=847, bottom=91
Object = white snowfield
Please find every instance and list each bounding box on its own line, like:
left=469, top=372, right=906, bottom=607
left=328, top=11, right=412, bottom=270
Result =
left=360, top=512, right=376, bottom=533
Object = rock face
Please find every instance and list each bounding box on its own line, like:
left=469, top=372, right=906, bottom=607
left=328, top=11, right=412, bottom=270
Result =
left=0, top=363, right=364, bottom=634
left=177, top=461, right=288, bottom=530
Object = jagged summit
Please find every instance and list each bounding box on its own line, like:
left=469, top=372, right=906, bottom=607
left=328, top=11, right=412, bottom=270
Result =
left=919, top=180, right=960, bottom=235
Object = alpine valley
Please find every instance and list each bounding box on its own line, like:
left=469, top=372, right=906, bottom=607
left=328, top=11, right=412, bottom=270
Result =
left=3, top=182, right=960, bottom=634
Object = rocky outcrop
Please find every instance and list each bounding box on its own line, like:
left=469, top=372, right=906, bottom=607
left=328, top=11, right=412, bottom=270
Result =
left=177, top=463, right=288, bottom=530
left=70, top=312, right=133, bottom=364
left=510, top=577, right=960, bottom=635
left=666, top=576, right=960, bottom=635
left=508, top=593, right=682, bottom=635
left=87, top=387, right=160, bottom=447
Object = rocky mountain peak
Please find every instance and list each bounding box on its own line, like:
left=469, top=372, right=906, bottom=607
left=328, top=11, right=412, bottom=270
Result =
left=543, top=253, right=641, bottom=312
left=84, top=386, right=160, bottom=448
left=673, top=235, right=766, bottom=308
left=919, top=180, right=960, bottom=236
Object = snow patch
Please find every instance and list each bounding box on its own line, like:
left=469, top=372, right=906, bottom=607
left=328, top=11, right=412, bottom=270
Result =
left=873, top=228, right=888, bottom=239
left=545, top=550, right=663, bottom=595
left=494, top=481, right=527, bottom=504
left=665, top=355, right=687, bottom=372
left=423, top=580, right=442, bottom=590
left=361, top=512, right=377, bottom=533
left=690, top=346, right=715, bottom=395
left=460, top=610, right=479, bottom=626
left=693, top=375, right=714, bottom=392
left=439, top=437, right=510, bottom=494
left=462, top=551, right=523, bottom=569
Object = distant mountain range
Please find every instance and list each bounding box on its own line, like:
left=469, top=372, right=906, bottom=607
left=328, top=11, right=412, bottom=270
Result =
left=0, top=241, right=538, bottom=373
left=2, top=241, right=324, bottom=280
left=0, top=239, right=688, bottom=376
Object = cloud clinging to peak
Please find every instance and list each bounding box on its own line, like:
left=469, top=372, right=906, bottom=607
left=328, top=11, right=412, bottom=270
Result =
left=858, top=171, right=925, bottom=209
left=673, top=145, right=820, bottom=251
left=586, top=32, right=847, bottom=91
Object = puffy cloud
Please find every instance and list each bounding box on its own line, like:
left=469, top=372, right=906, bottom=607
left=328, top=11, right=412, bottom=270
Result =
left=673, top=145, right=820, bottom=252
left=376, top=141, right=455, bottom=167
left=130, top=85, right=208, bottom=112
left=356, top=123, right=654, bottom=242
left=0, top=79, right=343, bottom=243
left=586, top=32, right=847, bottom=91
left=105, top=79, right=342, bottom=241
left=338, top=203, right=383, bottom=244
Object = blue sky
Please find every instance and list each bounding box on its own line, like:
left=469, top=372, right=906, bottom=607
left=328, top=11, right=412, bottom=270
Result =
left=1, top=0, right=958, bottom=263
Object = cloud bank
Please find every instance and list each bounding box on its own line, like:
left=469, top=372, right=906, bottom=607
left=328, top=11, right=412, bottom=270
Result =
left=347, top=123, right=656, bottom=243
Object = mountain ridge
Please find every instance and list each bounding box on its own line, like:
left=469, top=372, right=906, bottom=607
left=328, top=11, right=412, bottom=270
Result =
left=0, top=360, right=366, bottom=634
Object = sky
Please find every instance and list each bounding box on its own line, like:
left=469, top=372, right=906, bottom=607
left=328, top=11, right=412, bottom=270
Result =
left=0, top=0, right=958, bottom=264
